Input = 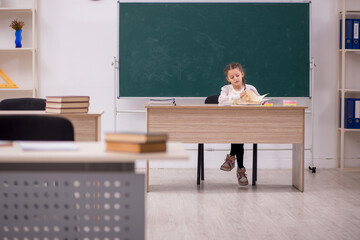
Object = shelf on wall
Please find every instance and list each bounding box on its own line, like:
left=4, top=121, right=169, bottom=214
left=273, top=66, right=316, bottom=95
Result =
left=337, top=0, right=360, bottom=168
left=0, top=8, right=32, bottom=12
left=0, top=0, right=37, bottom=100
left=0, top=89, right=33, bottom=91
left=338, top=49, right=360, bottom=52
left=338, top=89, right=360, bottom=93
left=339, top=10, right=360, bottom=14
left=338, top=128, right=360, bottom=132
left=0, top=48, right=33, bottom=52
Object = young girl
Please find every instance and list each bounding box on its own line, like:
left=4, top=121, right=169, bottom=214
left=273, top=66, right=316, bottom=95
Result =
left=218, top=62, right=261, bottom=186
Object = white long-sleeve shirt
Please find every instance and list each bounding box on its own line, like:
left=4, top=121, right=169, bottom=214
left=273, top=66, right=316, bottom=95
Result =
left=218, top=84, right=260, bottom=105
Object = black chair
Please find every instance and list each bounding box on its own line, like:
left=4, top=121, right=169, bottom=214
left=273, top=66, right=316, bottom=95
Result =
left=204, top=94, right=220, bottom=104
left=0, top=115, right=74, bottom=141
left=197, top=95, right=258, bottom=185
left=0, top=98, right=46, bottom=110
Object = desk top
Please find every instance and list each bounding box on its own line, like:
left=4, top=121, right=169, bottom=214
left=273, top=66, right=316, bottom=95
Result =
left=146, top=105, right=307, bottom=110
left=0, top=142, right=188, bottom=163
left=0, top=110, right=104, bottom=116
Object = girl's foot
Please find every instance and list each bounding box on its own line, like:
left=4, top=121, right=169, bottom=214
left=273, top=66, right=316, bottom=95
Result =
left=237, top=167, right=248, bottom=186
left=220, top=154, right=236, bottom=171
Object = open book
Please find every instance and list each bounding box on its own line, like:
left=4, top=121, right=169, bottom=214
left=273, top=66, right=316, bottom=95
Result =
left=148, top=98, right=176, bottom=106
left=233, top=91, right=269, bottom=105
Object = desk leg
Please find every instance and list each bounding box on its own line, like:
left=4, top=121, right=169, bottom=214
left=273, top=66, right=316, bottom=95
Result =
left=200, top=144, right=204, bottom=181
left=252, top=144, right=257, bottom=186
left=292, top=144, right=304, bottom=192
left=197, top=144, right=203, bottom=185
left=146, top=160, right=149, bottom=192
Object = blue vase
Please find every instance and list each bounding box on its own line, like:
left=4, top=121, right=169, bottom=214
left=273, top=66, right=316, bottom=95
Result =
left=15, top=29, right=22, bottom=48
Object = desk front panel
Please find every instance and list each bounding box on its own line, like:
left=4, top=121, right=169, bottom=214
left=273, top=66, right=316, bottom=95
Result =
left=0, top=172, right=145, bottom=239
left=147, top=106, right=305, bottom=144
left=63, top=115, right=100, bottom=141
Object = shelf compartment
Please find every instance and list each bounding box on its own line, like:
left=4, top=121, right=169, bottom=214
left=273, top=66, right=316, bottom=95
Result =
left=0, top=11, right=33, bottom=49
left=0, top=89, right=34, bottom=101
left=0, top=51, right=34, bottom=90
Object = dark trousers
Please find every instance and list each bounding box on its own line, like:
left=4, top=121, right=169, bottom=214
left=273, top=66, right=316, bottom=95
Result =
left=230, top=144, right=244, bottom=168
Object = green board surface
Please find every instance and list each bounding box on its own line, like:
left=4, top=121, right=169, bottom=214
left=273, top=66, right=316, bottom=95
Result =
left=119, top=3, right=310, bottom=97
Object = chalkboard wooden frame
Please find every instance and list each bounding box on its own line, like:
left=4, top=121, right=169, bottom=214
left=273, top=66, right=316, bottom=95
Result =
left=118, top=2, right=310, bottom=98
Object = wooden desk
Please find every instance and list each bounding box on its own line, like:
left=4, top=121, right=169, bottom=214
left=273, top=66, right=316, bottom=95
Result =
left=0, top=141, right=188, bottom=163
left=0, top=110, right=103, bottom=141
left=0, top=141, right=188, bottom=240
left=146, top=105, right=307, bottom=191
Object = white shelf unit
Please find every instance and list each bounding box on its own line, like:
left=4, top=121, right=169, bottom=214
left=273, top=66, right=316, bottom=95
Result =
left=0, top=0, right=37, bottom=101
left=337, top=0, right=360, bottom=169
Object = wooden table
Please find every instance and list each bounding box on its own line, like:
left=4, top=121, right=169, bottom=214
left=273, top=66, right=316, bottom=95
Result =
left=0, top=141, right=188, bottom=163
left=0, top=141, right=188, bottom=240
left=0, top=110, right=103, bottom=141
left=146, top=105, right=307, bottom=191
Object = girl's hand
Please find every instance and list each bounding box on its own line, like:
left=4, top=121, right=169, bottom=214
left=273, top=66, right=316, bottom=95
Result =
left=240, top=90, right=247, bottom=98
left=240, top=90, right=248, bottom=102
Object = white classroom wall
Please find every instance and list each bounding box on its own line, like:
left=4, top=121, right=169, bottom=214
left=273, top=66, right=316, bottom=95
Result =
left=37, top=0, right=360, bottom=169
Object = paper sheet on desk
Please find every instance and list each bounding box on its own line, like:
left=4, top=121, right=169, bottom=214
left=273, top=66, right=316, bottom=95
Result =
left=0, top=141, right=12, bottom=147
left=234, top=98, right=272, bottom=105
left=17, top=142, right=78, bottom=151
left=220, top=98, right=271, bottom=106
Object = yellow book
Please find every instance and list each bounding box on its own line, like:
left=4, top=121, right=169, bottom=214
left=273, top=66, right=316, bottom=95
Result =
left=105, top=132, right=168, bottom=143
left=106, top=141, right=166, bottom=153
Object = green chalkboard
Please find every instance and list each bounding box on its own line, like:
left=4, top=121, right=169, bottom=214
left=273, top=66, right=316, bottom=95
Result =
left=119, top=3, right=310, bottom=97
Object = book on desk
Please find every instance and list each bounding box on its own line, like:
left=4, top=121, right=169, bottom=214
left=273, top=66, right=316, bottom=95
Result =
left=148, top=98, right=176, bottom=106
left=45, top=96, right=90, bottom=113
left=105, top=132, right=168, bottom=153
left=46, top=96, right=90, bottom=102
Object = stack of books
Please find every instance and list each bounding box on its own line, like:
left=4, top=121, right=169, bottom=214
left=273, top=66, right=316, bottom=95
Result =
left=105, top=132, right=168, bottom=153
left=148, top=98, right=176, bottom=106
left=45, top=96, right=90, bottom=113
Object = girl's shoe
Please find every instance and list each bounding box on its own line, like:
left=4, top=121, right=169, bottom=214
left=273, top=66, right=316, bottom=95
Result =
left=237, top=167, right=248, bottom=186
left=220, top=154, right=236, bottom=171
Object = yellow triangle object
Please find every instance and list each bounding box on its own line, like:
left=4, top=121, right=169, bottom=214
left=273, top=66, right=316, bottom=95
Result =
left=0, top=69, right=18, bottom=88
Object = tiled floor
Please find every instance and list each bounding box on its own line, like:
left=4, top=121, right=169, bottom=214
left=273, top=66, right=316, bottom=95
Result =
left=144, top=168, right=360, bottom=240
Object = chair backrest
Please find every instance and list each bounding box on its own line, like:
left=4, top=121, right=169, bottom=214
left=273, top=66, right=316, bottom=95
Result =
left=0, top=115, right=74, bottom=141
left=205, top=94, right=220, bottom=104
left=0, top=98, right=46, bottom=110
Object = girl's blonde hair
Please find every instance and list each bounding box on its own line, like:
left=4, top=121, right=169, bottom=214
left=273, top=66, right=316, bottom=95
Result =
left=224, top=62, right=246, bottom=87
